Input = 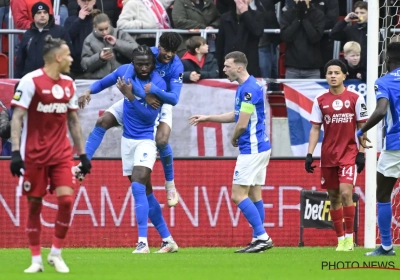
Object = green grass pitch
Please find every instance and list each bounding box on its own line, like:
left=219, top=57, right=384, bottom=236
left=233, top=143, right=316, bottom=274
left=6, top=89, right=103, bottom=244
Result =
left=0, top=247, right=399, bottom=280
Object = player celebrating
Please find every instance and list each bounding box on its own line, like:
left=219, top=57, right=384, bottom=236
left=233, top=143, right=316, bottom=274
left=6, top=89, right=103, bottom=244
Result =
left=189, top=51, right=273, bottom=253
left=305, top=59, right=367, bottom=251
left=357, top=42, right=400, bottom=256
left=77, top=32, right=183, bottom=208
left=115, top=45, right=178, bottom=253
left=10, top=35, right=92, bottom=273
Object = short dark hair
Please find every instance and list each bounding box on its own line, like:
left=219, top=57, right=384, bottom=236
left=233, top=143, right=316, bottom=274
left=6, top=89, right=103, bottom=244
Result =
left=186, top=36, right=206, bottom=55
left=387, top=42, right=400, bottom=64
left=225, top=51, right=248, bottom=67
left=159, top=32, right=182, bottom=52
left=43, top=35, right=66, bottom=58
left=132, top=45, right=156, bottom=65
left=324, top=59, right=348, bottom=74
left=354, top=1, right=367, bottom=11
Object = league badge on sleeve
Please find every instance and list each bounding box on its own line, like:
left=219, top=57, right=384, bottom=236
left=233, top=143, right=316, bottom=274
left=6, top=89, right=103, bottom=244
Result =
left=13, top=90, right=23, bottom=101
left=178, top=73, right=183, bottom=83
left=244, top=92, right=252, bottom=101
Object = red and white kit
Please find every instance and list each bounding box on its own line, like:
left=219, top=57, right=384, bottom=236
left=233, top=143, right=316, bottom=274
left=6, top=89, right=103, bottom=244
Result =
left=310, top=88, right=368, bottom=189
left=11, top=69, right=79, bottom=197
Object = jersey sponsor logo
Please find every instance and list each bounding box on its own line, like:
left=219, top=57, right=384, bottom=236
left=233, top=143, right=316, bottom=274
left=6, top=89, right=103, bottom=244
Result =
left=244, top=92, right=252, bottom=101
left=52, top=84, right=64, bottom=99
left=23, top=181, right=31, bottom=192
left=324, top=115, right=331, bottom=124
left=344, top=100, right=350, bottom=108
left=13, top=90, right=23, bottom=101
left=332, top=99, right=343, bottom=111
left=37, top=102, right=68, bottom=113
left=65, top=87, right=71, bottom=98
left=331, top=113, right=354, bottom=123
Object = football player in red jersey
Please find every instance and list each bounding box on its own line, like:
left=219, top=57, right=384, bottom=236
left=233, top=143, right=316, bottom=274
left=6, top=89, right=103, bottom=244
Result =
left=305, top=59, right=367, bottom=252
left=10, top=35, right=91, bottom=274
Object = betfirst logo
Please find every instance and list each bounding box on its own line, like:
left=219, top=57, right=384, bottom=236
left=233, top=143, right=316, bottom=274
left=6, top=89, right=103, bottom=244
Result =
left=324, top=113, right=354, bottom=124
left=37, top=102, right=68, bottom=113
left=304, top=199, right=330, bottom=221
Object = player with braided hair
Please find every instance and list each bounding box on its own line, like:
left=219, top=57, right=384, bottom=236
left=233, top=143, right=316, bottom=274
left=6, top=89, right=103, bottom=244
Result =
left=78, top=32, right=183, bottom=208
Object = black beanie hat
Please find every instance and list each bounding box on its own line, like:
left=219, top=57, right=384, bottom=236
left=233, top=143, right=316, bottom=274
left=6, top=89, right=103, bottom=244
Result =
left=31, top=2, right=50, bottom=18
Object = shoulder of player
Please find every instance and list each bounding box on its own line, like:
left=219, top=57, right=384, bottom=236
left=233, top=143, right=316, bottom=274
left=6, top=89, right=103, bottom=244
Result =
left=19, top=69, right=43, bottom=87
left=313, top=89, right=330, bottom=102
left=344, top=87, right=364, bottom=101
left=59, top=74, right=74, bottom=82
left=172, top=56, right=184, bottom=71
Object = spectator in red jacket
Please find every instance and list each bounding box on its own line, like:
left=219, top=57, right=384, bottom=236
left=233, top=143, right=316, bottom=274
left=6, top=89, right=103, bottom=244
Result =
left=11, top=0, right=53, bottom=29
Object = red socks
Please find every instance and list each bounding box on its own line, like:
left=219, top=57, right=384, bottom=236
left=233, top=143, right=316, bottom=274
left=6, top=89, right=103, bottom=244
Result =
left=27, top=200, right=42, bottom=256
left=343, top=205, right=355, bottom=235
left=330, top=207, right=344, bottom=237
left=53, top=195, right=74, bottom=250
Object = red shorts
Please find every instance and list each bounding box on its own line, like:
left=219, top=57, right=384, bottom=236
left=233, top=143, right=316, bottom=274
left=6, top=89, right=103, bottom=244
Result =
left=21, top=161, right=76, bottom=197
left=320, top=164, right=357, bottom=189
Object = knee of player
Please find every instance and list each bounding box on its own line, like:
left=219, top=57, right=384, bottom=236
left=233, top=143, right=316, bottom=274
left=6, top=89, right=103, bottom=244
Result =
left=340, top=189, right=353, bottom=202
left=231, top=193, right=242, bottom=205
left=58, top=196, right=74, bottom=211
left=156, top=138, right=169, bottom=149
left=95, top=112, right=116, bottom=130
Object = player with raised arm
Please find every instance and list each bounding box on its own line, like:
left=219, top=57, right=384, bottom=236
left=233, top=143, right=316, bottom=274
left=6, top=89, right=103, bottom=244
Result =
left=305, top=59, right=367, bottom=252
left=9, top=35, right=92, bottom=273
left=189, top=51, right=273, bottom=253
left=114, top=45, right=178, bottom=253
left=357, top=42, right=400, bottom=256
left=76, top=32, right=183, bottom=208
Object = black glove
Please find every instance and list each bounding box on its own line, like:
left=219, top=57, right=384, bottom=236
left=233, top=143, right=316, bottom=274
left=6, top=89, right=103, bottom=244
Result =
left=79, top=154, right=92, bottom=175
left=305, top=153, right=316, bottom=173
left=10, top=151, right=25, bottom=177
left=296, top=1, right=308, bottom=19
left=355, top=152, right=365, bottom=174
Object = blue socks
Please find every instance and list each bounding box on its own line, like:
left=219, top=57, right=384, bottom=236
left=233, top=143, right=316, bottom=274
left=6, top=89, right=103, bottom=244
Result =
left=85, top=126, right=106, bottom=160
left=378, top=202, right=393, bottom=247
left=238, top=198, right=265, bottom=237
left=253, top=200, right=265, bottom=238
left=131, top=182, right=149, bottom=238
left=147, top=193, right=170, bottom=239
left=158, top=144, right=174, bottom=181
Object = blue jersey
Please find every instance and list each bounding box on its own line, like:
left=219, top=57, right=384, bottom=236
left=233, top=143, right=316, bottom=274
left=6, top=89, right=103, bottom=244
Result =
left=122, top=71, right=167, bottom=140
left=235, top=76, right=271, bottom=154
left=375, top=67, right=400, bottom=150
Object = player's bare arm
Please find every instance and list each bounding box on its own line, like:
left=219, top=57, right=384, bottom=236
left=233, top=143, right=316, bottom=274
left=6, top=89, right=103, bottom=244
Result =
left=357, top=123, right=367, bottom=153
left=231, top=111, right=251, bottom=147
left=189, top=111, right=235, bottom=126
left=78, top=89, right=92, bottom=109
left=10, top=107, right=27, bottom=151
left=307, top=124, right=321, bottom=154
left=67, top=111, right=85, bottom=155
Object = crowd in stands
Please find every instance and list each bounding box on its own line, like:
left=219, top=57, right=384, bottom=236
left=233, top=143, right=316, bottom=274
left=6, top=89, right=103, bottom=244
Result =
left=0, top=0, right=398, bottom=82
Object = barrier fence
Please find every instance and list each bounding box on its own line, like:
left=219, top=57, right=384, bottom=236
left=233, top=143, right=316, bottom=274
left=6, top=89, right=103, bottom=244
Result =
left=0, top=158, right=370, bottom=248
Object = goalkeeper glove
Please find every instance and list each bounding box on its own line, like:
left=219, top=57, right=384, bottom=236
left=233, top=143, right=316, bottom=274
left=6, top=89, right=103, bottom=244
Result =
left=79, top=154, right=92, bottom=175
left=355, top=152, right=365, bottom=174
left=305, top=153, right=316, bottom=173
left=10, top=151, right=25, bottom=177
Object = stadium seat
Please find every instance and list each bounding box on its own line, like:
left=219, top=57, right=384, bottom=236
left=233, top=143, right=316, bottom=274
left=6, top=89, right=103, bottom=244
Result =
left=278, top=54, right=286, bottom=78
left=0, top=53, right=9, bottom=78
left=267, top=94, right=287, bottom=117
left=1, top=22, right=8, bottom=54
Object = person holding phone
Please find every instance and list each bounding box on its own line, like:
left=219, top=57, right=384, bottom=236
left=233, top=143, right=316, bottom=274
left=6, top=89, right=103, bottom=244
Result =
left=80, top=10, right=138, bottom=79
left=181, top=36, right=219, bottom=83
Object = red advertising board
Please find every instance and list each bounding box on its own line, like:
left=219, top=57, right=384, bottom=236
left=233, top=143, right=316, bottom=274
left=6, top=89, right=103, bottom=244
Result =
left=0, top=159, right=378, bottom=248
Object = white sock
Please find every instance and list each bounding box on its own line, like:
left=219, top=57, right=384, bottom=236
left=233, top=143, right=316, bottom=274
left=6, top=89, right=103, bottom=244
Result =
left=165, top=181, right=175, bottom=188
left=50, top=246, right=61, bottom=256
left=257, top=233, right=269, bottom=241
left=382, top=244, right=393, bottom=251
left=32, top=255, right=42, bottom=264
left=345, top=233, right=353, bottom=239
left=138, top=237, right=148, bottom=244
left=338, top=236, right=344, bottom=241
left=162, top=236, right=173, bottom=242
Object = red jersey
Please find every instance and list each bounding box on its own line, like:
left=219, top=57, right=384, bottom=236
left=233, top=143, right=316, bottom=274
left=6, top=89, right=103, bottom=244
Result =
left=310, top=87, right=368, bottom=167
left=11, top=69, right=78, bottom=166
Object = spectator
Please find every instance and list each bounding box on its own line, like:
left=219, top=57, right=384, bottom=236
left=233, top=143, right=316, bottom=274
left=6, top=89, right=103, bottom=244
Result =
left=68, top=0, right=121, bottom=27
left=216, top=0, right=264, bottom=77
left=172, top=0, right=220, bottom=57
left=250, top=0, right=280, bottom=80
left=11, top=0, right=53, bottom=30
left=64, top=0, right=97, bottom=79
left=341, top=41, right=366, bottom=82
left=181, top=36, right=218, bottom=82
left=81, top=11, right=137, bottom=79
left=117, top=0, right=173, bottom=47
left=280, top=0, right=325, bottom=79
left=330, top=1, right=368, bottom=69
left=0, top=82, right=16, bottom=157
left=0, top=0, right=10, bottom=52
left=15, top=2, right=71, bottom=78
left=59, top=0, right=69, bottom=26
left=215, top=0, right=230, bottom=15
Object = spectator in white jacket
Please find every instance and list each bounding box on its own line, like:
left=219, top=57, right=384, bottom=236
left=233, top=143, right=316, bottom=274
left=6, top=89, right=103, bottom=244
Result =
left=81, top=10, right=138, bottom=79
left=117, top=0, right=173, bottom=46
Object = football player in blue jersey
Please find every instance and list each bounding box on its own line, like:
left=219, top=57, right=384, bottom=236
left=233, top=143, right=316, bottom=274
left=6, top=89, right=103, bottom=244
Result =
left=77, top=32, right=183, bottom=208
left=357, top=42, right=400, bottom=256
left=189, top=51, right=273, bottom=253
left=113, top=45, right=178, bottom=253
